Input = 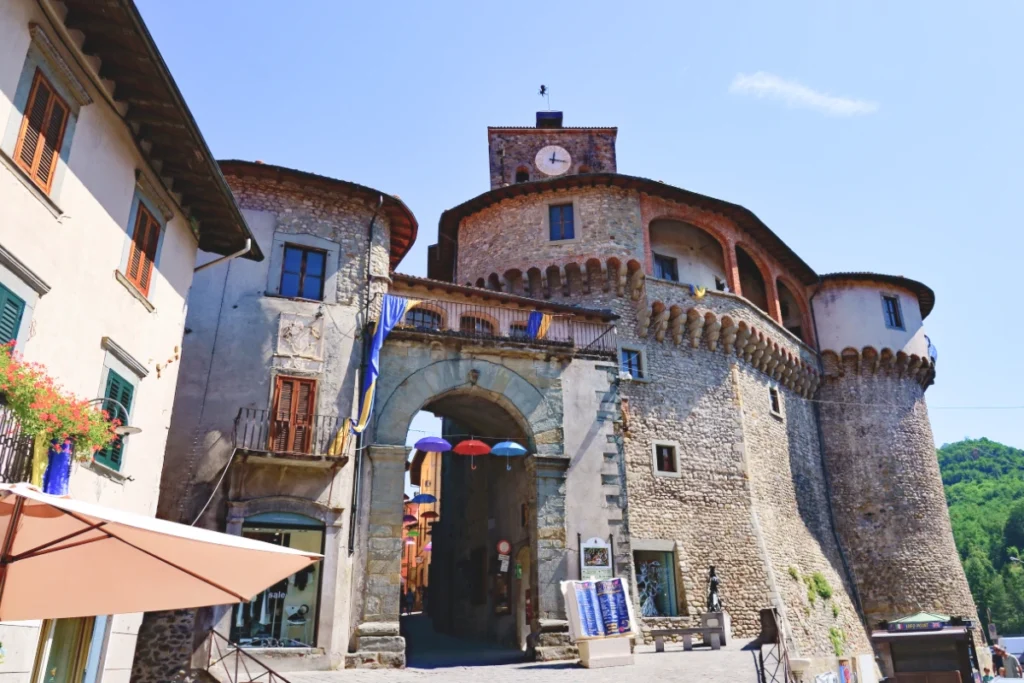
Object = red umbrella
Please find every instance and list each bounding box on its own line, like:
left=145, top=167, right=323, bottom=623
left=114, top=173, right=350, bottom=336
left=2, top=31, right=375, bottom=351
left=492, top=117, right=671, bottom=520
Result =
left=454, top=439, right=490, bottom=470
left=421, top=511, right=439, bottom=520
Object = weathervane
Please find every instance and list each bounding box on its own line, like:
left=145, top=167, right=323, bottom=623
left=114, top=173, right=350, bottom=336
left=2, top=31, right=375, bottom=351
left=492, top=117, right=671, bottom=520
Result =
left=539, top=84, right=551, bottom=110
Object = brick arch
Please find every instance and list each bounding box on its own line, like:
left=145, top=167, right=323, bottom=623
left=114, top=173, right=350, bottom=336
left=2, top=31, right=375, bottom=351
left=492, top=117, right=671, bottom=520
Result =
left=456, top=310, right=502, bottom=336
left=734, top=241, right=777, bottom=320
left=405, top=302, right=448, bottom=329
left=775, top=274, right=814, bottom=346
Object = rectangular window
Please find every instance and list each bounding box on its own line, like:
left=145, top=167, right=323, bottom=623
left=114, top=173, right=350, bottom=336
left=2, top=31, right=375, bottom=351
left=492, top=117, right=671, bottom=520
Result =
left=31, top=617, right=94, bottom=683
left=634, top=550, right=679, bottom=617
left=548, top=204, right=575, bottom=241
left=654, top=444, right=677, bottom=474
left=769, top=387, right=781, bottom=416
left=270, top=375, right=317, bottom=454
left=0, top=283, right=26, bottom=345
left=94, top=370, right=134, bottom=472
left=653, top=254, right=679, bottom=282
left=125, top=203, right=162, bottom=297
left=280, top=246, right=327, bottom=301
left=882, top=295, right=904, bottom=330
left=14, top=69, right=70, bottom=194
left=620, top=348, right=644, bottom=379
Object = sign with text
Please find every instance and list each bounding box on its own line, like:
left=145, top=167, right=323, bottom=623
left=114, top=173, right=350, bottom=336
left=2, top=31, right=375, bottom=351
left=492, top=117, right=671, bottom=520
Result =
left=580, top=537, right=613, bottom=581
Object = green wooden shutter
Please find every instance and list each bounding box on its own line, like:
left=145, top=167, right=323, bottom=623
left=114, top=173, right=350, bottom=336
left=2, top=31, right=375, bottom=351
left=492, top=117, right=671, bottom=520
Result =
left=95, top=370, right=134, bottom=471
left=0, top=284, right=26, bottom=345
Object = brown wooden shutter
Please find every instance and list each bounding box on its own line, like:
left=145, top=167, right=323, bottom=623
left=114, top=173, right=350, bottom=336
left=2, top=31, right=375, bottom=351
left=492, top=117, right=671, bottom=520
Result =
left=270, top=377, right=294, bottom=452
left=14, top=70, right=69, bottom=194
left=127, top=205, right=161, bottom=296
left=292, top=380, right=315, bottom=453
left=269, top=376, right=317, bottom=453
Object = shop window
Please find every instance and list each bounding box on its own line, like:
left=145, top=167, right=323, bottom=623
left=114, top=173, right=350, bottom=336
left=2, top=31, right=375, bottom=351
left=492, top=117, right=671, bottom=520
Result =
left=548, top=204, right=575, bottom=241
left=231, top=512, right=324, bottom=648
left=634, top=550, right=679, bottom=617
left=459, top=315, right=494, bottom=336
left=882, top=294, right=904, bottom=330
left=280, top=245, right=326, bottom=301
left=620, top=347, right=644, bottom=380
left=652, top=443, right=679, bottom=475
left=653, top=253, right=679, bottom=282
left=406, top=308, right=442, bottom=332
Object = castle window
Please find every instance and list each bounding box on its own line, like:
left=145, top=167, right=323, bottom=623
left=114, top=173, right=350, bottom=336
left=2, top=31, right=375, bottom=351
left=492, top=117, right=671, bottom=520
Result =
left=653, top=443, right=678, bottom=475
left=620, top=347, right=644, bottom=380
left=769, top=387, right=782, bottom=417
left=653, top=254, right=679, bottom=282
left=280, top=245, right=326, bottom=301
left=459, top=315, right=494, bottom=336
left=882, top=295, right=904, bottom=330
left=515, top=167, right=530, bottom=183
left=548, top=204, right=575, bottom=241
left=406, top=308, right=442, bottom=332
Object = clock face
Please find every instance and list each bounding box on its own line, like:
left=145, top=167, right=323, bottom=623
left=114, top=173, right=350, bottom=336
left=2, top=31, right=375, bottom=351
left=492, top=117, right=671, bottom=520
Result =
left=535, top=145, right=572, bottom=176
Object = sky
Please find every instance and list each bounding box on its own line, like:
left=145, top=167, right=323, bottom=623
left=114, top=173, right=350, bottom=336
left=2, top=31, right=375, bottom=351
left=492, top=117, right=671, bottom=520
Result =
left=137, top=1, right=1024, bottom=451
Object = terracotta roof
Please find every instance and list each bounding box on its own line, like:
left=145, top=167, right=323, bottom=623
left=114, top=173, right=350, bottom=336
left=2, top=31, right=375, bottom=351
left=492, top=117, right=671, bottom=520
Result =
left=391, top=273, right=618, bottom=321
left=60, top=0, right=262, bottom=260
left=218, top=161, right=418, bottom=270
left=428, top=173, right=818, bottom=286
left=819, top=272, right=935, bottom=319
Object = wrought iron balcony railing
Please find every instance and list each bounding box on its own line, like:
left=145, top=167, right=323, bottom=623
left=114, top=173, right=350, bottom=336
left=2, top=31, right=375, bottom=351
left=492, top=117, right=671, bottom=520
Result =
left=392, top=299, right=616, bottom=356
left=233, top=408, right=347, bottom=464
left=0, top=404, right=34, bottom=485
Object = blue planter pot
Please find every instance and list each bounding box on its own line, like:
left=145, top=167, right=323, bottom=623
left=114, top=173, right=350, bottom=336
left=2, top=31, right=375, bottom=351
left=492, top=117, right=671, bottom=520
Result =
left=42, top=440, right=72, bottom=496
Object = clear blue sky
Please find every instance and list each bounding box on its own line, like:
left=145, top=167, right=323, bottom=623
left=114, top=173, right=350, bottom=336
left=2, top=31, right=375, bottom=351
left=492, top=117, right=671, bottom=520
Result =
left=138, top=0, right=1024, bottom=450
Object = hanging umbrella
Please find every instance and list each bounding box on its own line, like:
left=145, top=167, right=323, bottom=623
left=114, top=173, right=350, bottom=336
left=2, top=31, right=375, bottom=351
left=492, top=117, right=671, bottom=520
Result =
left=424, top=542, right=432, bottom=552
left=410, top=493, right=437, bottom=504
left=0, top=483, right=321, bottom=621
left=405, top=538, right=416, bottom=545
left=491, top=441, right=528, bottom=470
left=403, top=514, right=417, bottom=524
left=407, top=529, right=420, bottom=537
left=453, top=439, right=490, bottom=470
left=420, top=511, right=439, bottom=520
left=403, top=494, right=410, bottom=501
left=415, top=436, right=452, bottom=452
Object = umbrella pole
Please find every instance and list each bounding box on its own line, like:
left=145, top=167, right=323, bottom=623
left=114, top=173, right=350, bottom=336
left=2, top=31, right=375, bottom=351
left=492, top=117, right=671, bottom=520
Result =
left=0, top=495, right=25, bottom=609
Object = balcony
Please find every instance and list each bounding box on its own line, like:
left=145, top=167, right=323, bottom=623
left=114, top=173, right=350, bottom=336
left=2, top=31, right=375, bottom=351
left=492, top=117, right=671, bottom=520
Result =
left=233, top=408, right=348, bottom=469
left=391, top=298, right=617, bottom=357
left=0, top=405, right=34, bottom=484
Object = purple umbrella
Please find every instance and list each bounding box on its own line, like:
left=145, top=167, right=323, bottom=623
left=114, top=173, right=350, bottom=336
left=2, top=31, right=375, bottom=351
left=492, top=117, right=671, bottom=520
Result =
left=403, top=514, right=417, bottom=524
left=415, top=436, right=452, bottom=452
left=423, top=542, right=432, bottom=552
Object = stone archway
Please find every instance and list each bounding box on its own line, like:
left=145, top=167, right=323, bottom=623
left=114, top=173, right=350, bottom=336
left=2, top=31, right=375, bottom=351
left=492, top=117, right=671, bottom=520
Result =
left=350, top=353, right=570, bottom=667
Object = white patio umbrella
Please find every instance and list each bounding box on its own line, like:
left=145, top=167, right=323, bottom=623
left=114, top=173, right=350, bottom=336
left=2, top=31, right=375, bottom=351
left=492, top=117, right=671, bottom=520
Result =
left=0, top=483, right=321, bottom=621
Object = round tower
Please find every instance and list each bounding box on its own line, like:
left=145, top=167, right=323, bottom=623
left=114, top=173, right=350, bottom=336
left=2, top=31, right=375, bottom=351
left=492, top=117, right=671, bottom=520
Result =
left=813, top=274, right=981, bottom=640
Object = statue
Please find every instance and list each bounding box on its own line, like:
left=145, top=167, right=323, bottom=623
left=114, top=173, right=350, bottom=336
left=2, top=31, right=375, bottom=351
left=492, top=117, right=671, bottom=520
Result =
left=706, top=565, right=723, bottom=613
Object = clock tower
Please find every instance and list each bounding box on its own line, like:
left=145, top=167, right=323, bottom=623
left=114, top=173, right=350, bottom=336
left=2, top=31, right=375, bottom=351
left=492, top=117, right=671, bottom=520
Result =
left=487, top=111, right=617, bottom=189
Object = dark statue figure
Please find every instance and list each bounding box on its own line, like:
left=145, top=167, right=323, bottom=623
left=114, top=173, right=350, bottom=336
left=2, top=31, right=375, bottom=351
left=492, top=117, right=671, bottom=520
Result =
left=706, top=565, right=723, bottom=613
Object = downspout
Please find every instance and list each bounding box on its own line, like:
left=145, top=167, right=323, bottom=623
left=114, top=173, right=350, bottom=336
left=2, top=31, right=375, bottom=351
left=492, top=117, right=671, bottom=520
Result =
left=194, top=239, right=251, bottom=273
left=349, top=195, right=385, bottom=555
left=808, top=281, right=868, bottom=626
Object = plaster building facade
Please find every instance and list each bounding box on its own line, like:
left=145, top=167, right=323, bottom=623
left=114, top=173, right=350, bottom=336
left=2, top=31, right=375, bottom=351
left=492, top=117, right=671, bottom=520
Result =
left=150, top=110, right=980, bottom=681
left=0, top=1, right=258, bottom=682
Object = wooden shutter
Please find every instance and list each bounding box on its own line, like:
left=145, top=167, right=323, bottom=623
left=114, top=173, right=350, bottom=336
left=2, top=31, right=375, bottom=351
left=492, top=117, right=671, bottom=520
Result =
left=0, top=284, right=26, bottom=345
left=127, top=204, right=161, bottom=296
left=269, top=376, right=317, bottom=453
left=14, top=70, right=70, bottom=194
left=96, top=371, right=134, bottom=471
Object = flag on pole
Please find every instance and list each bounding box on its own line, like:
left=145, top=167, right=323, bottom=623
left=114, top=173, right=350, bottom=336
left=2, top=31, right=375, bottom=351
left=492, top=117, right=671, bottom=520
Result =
left=353, top=295, right=418, bottom=433
left=526, top=311, right=552, bottom=340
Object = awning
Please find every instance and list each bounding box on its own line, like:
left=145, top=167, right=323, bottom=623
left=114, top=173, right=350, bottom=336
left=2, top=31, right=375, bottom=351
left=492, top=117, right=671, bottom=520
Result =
left=872, top=626, right=969, bottom=642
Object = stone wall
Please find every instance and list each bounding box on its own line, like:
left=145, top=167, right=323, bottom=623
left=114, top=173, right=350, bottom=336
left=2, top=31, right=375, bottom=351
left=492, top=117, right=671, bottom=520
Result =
left=487, top=127, right=617, bottom=188
left=130, top=610, right=196, bottom=683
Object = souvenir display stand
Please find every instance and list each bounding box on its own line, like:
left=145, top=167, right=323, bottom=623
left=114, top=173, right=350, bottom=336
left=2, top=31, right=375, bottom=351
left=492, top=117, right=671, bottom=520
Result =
left=560, top=577, right=638, bottom=668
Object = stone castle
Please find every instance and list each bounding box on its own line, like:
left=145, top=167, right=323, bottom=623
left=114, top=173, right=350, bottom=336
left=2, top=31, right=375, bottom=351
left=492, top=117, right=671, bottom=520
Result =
left=136, top=111, right=980, bottom=679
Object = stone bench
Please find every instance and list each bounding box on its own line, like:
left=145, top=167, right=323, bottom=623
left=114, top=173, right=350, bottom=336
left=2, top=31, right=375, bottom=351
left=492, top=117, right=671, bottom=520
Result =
left=650, top=626, right=724, bottom=652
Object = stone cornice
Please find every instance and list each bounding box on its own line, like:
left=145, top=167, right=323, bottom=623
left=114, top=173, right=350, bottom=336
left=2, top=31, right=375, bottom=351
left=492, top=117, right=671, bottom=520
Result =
left=28, top=23, right=92, bottom=108
left=821, top=346, right=936, bottom=389
left=0, top=243, right=50, bottom=295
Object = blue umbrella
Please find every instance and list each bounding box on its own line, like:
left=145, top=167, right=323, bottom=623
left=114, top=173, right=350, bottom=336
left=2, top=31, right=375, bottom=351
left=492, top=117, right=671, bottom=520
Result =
left=411, top=493, right=437, bottom=504
left=415, top=436, right=451, bottom=452
left=492, top=441, right=528, bottom=470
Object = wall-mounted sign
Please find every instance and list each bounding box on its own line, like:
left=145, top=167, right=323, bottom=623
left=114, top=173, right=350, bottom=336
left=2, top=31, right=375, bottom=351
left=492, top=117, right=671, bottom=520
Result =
left=887, top=620, right=945, bottom=632
left=580, top=537, right=613, bottom=581
left=497, top=539, right=511, bottom=555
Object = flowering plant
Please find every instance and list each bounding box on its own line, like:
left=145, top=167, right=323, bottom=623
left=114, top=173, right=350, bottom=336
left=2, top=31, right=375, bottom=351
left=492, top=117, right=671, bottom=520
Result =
left=0, top=343, right=119, bottom=458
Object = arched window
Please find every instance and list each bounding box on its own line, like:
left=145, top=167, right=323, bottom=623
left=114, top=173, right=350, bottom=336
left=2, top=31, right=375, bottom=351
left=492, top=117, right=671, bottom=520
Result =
left=735, top=246, right=768, bottom=313
left=460, top=315, right=494, bottom=336
left=648, top=220, right=726, bottom=289
left=509, top=322, right=530, bottom=339
left=406, top=308, right=443, bottom=332
left=776, top=279, right=807, bottom=342
left=515, top=167, right=530, bottom=183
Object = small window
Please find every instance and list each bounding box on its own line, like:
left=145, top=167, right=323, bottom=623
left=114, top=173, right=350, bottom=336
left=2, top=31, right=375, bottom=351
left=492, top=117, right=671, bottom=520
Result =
left=0, top=283, right=26, bottom=345
left=515, top=167, right=530, bottom=183
left=882, top=295, right=904, bottom=330
left=549, top=204, right=575, bottom=241
left=654, top=444, right=677, bottom=474
left=406, top=308, right=442, bottom=332
left=769, top=387, right=781, bottom=416
left=620, top=348, right=644, bottom=379
left=124, top=203, right=162, bottom=297
left=460, top=315, right=494, bottom=336
left=270, top=375, right=317, bottom=454
left=13, top=69, right=70, bottom=194
left=280, top=246, right=327, bottom=301
left=510, top=322, right=530, bottom=339
left=634, top=550, right=679, bottom=617
left=653, top=254, right=679, bottom=282
left=95, top=370, right=134, bottom=471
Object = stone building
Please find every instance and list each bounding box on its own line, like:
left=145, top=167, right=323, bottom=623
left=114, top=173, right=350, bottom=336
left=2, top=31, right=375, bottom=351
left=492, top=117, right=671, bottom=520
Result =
left=149, top=110, right=980, bottom=680
left=0, top=1, right=258, bottom=681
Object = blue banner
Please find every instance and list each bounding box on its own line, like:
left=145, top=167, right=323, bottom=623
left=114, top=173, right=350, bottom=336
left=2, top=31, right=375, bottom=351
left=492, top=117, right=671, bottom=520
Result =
left=353, top=295, right=414, bottom=433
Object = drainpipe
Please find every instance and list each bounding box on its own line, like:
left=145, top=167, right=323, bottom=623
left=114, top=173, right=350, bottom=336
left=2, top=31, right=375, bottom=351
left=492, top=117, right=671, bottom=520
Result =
left=349, top=196, right=385, bottom=555
left=808, top=281, right=868, bottom=626
left=194, top=239, right=251, bottom=273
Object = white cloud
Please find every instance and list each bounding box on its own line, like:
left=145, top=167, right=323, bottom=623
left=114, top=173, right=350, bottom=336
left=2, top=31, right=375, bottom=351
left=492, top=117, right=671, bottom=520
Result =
left=729, top=71, right=879, bottom=117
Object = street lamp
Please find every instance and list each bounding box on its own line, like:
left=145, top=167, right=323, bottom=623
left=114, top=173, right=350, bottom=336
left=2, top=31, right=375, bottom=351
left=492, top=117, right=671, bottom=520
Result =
left=85, top=397, right=142, bottom=436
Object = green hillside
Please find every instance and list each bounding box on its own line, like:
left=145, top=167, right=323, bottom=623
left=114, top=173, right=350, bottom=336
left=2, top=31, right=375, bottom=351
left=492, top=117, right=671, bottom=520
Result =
left=939, top=438, right=1024, bottom=634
